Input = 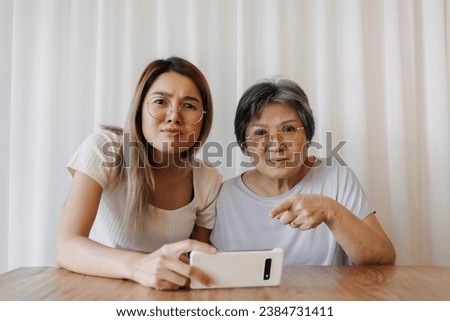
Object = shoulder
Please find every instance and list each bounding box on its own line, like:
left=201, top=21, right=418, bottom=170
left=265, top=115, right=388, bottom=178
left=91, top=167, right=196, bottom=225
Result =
left=220, top=175, right=241, bottom=190
left=313, top=158, right=371, bottom=211
left=82, top=128, right=123, bottom=148
left=190, top=159, right=223, bottom=206
left=70, top=128, right=122, bottom=162
left=193, top=158, right=223, bottom=189
left=193, top=158, right=222, bottom=178
left=217, top=175, right=244, bottom=202
left=310, top=157, right=356, bottom=181
left=67, top=128, right=124, bottom=187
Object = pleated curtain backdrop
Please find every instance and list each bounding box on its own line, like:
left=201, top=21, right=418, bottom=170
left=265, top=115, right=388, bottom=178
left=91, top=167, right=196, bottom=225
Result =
left=0, top=0, right=449, bottom=273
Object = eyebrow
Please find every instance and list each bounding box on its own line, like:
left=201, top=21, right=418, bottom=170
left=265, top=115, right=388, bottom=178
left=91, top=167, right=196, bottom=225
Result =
left=249, top=119, right=300, bottom=128
left=149, top=91, right=201, bottom=103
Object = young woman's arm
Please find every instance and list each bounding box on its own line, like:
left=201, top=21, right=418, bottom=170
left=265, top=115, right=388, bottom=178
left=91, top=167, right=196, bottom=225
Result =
left=56, top=171, right=216, bottom=289
left=191, top=225, right=212, bottom=244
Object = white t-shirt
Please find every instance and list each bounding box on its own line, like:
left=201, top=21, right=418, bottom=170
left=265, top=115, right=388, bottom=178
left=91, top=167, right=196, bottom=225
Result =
left=67, top=130, right=222, bottom=253
left=210, top=158, right=374, bottom=265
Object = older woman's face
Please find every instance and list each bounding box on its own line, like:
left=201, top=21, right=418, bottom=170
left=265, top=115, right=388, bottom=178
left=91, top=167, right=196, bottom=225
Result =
left=245, top=103, right=308, bottom=179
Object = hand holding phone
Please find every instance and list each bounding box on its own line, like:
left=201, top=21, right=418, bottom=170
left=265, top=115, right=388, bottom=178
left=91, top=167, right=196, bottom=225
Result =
left=189, top=248, right=284, bottom=289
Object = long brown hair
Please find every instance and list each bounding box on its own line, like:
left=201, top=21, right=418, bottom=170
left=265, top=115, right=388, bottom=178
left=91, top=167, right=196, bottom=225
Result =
left=105, top=57, right=213, bottom=231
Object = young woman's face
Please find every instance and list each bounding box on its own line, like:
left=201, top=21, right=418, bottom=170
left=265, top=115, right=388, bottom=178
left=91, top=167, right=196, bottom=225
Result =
left=142, top=71, right=204, bottom=158
left=245, top=103, right=308, bottom=179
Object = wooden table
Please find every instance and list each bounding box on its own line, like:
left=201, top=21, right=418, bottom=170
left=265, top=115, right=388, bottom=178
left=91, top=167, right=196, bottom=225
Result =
left=1, top=265, right=450, bottom=300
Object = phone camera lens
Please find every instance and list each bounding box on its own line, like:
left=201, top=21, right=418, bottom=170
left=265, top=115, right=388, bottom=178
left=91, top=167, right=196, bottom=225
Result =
left=263, top=258, right=272, bottom=280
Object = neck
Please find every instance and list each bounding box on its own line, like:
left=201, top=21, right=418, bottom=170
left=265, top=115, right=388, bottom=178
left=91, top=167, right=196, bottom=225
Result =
left=151, top=156, right=193, bottom=185
left=150, top=148, right=192, bottom=169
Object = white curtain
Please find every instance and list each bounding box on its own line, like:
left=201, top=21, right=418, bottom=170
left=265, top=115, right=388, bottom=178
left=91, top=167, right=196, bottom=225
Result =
left=1, top=0, right=449, bottom=273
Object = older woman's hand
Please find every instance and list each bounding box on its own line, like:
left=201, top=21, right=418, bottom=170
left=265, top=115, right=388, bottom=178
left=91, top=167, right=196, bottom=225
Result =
left=269, top=194, right=335, bottom=230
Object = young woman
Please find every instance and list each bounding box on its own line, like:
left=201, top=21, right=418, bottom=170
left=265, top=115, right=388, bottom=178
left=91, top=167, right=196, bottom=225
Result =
left=211, top=78, right=396, bottom=266
left=56, top=57, right=222, bottom=290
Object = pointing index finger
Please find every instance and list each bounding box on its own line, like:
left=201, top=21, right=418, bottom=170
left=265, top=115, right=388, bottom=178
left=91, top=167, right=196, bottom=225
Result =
left=269, top=198, right=294, bottom=218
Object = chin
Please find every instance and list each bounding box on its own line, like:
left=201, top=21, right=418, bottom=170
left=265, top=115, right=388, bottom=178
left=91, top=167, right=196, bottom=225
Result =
left=157, top=141, right=194, bottom=152
left=261, top=167, right=298, bottom=180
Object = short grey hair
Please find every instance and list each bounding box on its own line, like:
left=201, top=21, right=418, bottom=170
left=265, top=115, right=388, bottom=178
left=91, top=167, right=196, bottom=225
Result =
left=234, top=78, right=315, bottom=154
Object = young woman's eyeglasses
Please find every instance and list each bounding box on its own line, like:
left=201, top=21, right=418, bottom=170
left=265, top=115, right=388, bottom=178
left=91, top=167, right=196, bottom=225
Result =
left=246, top=126, right=304, bottom=143
left=146, top=96, right=206, bottom=125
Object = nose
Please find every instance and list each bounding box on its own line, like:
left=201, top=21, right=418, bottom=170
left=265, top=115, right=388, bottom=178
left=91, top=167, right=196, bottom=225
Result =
left=267, top=132, right=287, bottom=151
left=269, top=131, right=283, bottom=144
left=165, top=105, right=182, bottom=123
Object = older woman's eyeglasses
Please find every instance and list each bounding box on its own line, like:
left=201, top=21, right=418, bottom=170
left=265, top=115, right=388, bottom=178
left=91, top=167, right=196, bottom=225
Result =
left=146, top=96, right=206, bottom=125
left=246, top=126, right=304, bottom=143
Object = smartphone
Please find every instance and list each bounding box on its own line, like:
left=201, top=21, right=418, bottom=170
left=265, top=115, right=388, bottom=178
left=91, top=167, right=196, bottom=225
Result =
left=189, top=248, right=284, bottom=289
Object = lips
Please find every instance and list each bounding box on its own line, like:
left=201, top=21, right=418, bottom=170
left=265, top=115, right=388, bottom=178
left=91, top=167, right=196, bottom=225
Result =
left=265, top=157, right=290, bottom=167
left=161, top=127, right=182, bottom=136
left=266, top=154, right=289, bottom=162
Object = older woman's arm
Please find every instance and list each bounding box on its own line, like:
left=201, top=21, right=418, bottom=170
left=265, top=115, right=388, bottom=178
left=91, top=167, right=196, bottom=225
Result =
left=269, top=194, right=396, bottom=265
left=322, top=200, right=396, bottom=265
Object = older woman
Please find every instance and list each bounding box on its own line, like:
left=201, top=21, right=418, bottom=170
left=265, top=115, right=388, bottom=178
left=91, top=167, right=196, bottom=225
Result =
left=210, top=79, right=396, bottom=265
